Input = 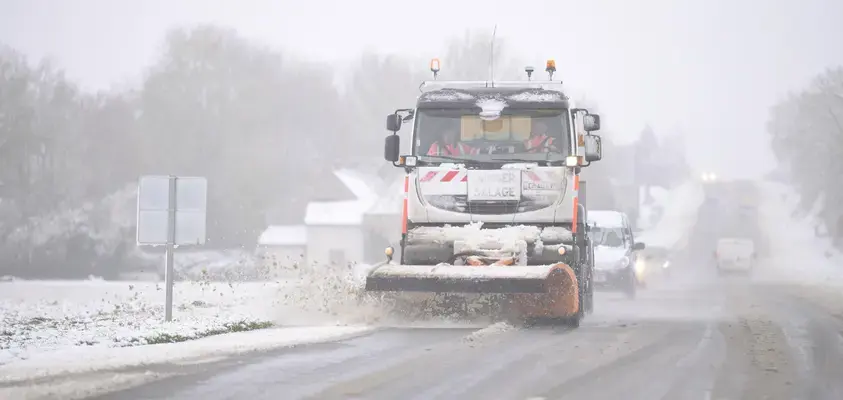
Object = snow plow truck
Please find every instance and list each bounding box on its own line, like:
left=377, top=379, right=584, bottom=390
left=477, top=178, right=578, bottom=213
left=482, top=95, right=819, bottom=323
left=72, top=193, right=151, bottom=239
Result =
left=365, top=60, right=605, bottom=327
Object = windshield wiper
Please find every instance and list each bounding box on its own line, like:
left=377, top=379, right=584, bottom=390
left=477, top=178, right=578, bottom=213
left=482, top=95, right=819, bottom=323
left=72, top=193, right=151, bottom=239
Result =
left=488, top=157, right=561, bottom=165
left=490, top=150, right=566, bottom=164
left=421, top=155, right=493, bottom=164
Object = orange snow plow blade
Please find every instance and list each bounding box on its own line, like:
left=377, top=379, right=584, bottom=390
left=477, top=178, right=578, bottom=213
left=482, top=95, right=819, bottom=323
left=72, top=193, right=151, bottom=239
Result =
left=364, top=262, right=579, bottom=317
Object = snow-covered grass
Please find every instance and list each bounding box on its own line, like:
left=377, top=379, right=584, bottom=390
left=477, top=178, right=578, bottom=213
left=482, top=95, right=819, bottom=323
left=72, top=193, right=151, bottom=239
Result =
left=635, top=180, right=704, bottom=250
left=0, top=262, right=391, bottom=398
left=0, top=260, right=387, bottom=367
left=0, top=279, right=291, bottom=365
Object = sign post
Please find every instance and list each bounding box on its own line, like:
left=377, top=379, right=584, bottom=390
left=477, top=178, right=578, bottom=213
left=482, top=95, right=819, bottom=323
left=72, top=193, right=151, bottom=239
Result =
left=164, top=176, right=176, bottom=321
left=137, top=175, right=207, bottom=322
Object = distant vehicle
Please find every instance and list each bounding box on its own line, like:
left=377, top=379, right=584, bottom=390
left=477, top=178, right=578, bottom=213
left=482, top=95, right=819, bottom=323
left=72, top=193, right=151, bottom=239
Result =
left=589, top=210, right=645, bottom=299
left=635, top=245, right=672, bottom=280
left=715, top=238, right=756, bottom=275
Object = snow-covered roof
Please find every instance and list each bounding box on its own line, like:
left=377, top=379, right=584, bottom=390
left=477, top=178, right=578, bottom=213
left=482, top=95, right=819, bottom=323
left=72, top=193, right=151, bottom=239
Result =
left=304, top=168, right=383, bottom=226
left=333, top=168, right=380, bottom=202
left=588, top=210, right=626, bottom=228
left=257, top=225, right=306, bottom=246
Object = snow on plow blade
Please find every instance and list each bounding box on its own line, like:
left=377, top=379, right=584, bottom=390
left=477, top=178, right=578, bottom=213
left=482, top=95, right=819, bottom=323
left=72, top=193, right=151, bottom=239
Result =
left=364, top=264, right=560, bottom=294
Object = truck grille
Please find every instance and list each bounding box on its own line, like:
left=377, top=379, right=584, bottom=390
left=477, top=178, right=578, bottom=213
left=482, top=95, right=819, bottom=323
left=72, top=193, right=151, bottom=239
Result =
left=425, top=195, right=548, bottom=214
left=467, top=201, right=521, bottom=215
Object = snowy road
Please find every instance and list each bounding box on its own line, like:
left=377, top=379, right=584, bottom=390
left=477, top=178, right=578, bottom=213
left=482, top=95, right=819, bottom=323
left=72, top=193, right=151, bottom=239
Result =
left=92, top=259, right=843, bottom=399
left=13, top=181, right=843, bottom=400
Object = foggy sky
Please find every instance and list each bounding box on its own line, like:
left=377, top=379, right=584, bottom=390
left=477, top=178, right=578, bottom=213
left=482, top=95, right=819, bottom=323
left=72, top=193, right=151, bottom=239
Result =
left=2, top=0, right=841, bottom=180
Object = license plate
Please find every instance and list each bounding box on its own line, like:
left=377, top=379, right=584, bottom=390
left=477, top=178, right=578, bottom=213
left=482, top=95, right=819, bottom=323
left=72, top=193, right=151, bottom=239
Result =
left=593, top=272, right=607, bottom=283
left=467, top=170, right=521, bottom=201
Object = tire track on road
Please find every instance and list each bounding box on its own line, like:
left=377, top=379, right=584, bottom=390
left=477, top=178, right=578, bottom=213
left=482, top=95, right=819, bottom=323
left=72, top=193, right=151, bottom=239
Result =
left=708, top=287, right=803, bottom=400
left=302, top=323, right=527, bottom=399
left=538, top=323, right=704, bottom=399
left=773, top=288, right=843, bottom=400
left=94, top=327, right=481, bottom=400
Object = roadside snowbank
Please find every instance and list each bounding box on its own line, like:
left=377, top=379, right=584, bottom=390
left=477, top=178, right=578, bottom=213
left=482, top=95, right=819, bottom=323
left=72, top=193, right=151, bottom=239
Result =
left=635, top=180, right=704, bottom=250
left=756, top=181, right=843, bottom=283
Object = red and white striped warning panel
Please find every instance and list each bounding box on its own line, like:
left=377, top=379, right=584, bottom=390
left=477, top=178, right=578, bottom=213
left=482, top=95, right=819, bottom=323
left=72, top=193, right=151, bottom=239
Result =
left=419, top=170, right=469, bottom=183
left=416, top=168, right=563, bottom=185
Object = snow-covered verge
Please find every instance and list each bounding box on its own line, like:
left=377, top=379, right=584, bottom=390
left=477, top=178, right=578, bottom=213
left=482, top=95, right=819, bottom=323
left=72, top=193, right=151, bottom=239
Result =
left=0, top=280, right=287, bottom=366
left=0, top=264, right=384, bottom=399
left=0, top=261, right=384, bottom=365
left=755, top=181, right=843, bottom=283
left=635, top=180, right=704, bottom=250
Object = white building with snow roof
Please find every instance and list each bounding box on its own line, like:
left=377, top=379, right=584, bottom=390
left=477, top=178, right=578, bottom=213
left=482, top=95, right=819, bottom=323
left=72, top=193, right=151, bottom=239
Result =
left=303, top=168, right=382, bottom=266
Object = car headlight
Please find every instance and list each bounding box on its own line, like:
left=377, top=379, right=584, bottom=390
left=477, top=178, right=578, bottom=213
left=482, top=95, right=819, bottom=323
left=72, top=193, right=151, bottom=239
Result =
left=634, top=258, right=647, bottom=275
left=616, top=256, right=630, bottom=269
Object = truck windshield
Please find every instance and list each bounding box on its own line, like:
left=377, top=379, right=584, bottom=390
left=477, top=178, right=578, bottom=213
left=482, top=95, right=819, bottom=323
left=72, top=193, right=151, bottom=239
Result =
left=414, top=108, right=571, bottom=163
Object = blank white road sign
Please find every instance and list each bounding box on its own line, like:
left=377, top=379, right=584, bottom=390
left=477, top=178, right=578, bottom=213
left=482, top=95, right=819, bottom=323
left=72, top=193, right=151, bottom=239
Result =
left=137, top=176, right=207, bottom=245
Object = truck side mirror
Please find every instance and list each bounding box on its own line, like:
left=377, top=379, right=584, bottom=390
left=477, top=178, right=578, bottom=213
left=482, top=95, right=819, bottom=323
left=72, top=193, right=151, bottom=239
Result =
left=384, top=135, right=400, bottom=162
left=584, top=113, right=601, bottom=132
left=584, top=135, right=602, bottom=162
left=386, top=114, right=402, bottom=132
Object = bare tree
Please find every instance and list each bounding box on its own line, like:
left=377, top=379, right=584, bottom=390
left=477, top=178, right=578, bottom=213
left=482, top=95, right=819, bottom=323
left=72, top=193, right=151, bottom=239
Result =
left=767, top=66, right=843, bottom=244
left=138, top=25, right=349, bottom=246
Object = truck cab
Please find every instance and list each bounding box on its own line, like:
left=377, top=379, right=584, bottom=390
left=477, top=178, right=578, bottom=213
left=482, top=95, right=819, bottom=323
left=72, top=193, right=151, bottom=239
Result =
left=382, top=61, right=603, bottom=271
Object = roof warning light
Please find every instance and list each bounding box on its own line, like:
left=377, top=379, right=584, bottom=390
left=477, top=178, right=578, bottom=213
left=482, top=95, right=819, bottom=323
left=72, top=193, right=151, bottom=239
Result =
left=546, top=59, right=556, bottom=80
left=430, top=58, right=441, bottom=80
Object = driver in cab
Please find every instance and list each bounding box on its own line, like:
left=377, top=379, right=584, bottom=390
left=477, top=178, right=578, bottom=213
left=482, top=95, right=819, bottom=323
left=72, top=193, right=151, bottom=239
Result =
left=427, top=128, right=480, bottom=156
left=603, top=230, right=624, bottom=247
left=524, top=121, right=560, bottom=153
